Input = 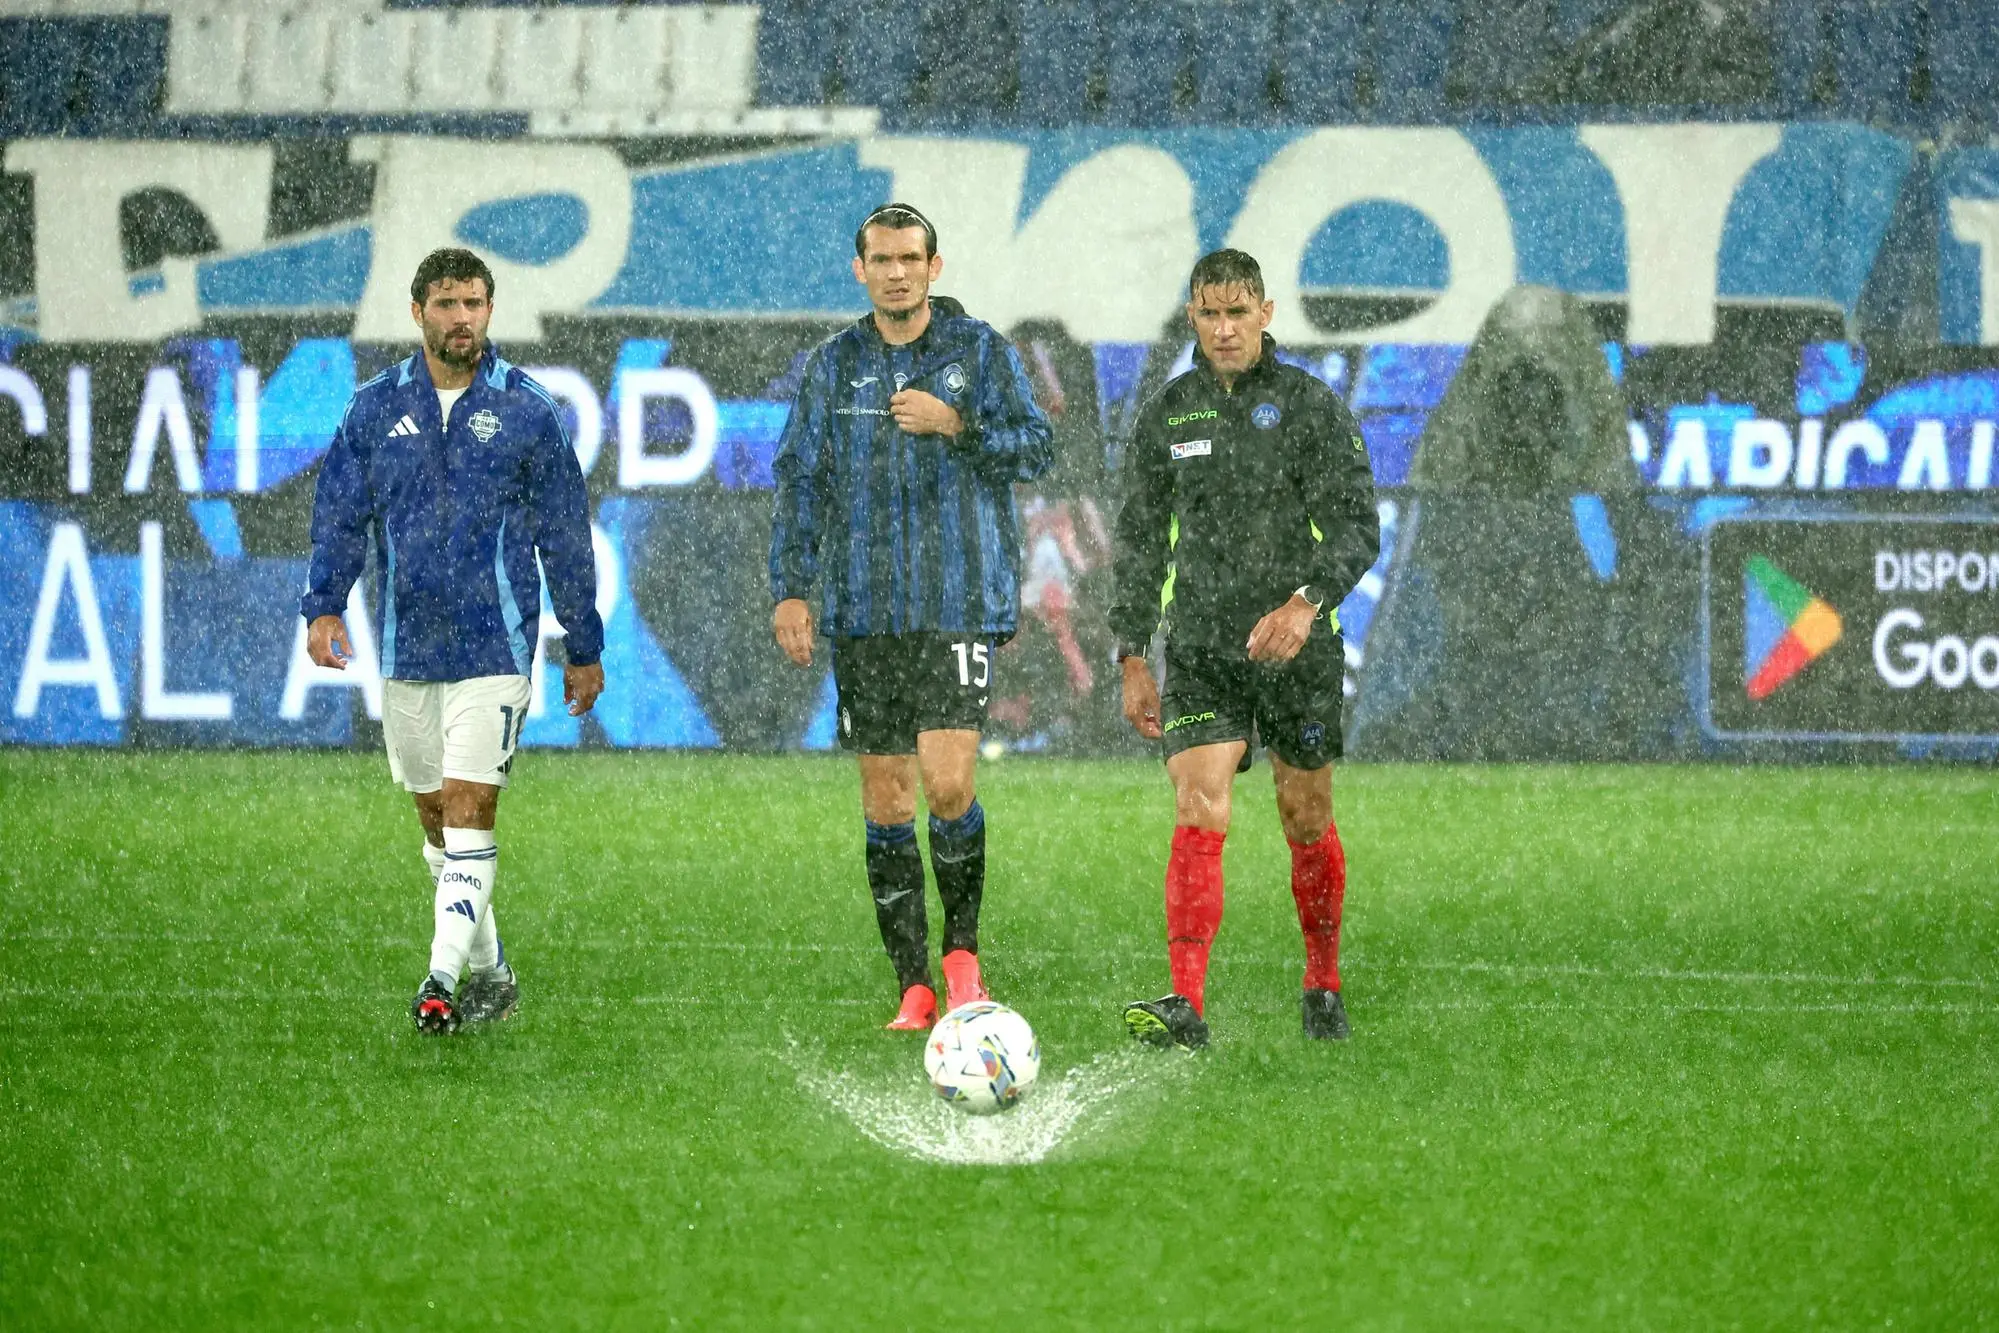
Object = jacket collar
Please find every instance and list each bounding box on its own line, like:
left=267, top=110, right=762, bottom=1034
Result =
left=398, top=343, right=507, bottom=394
left=1191, top=332, right=1280, bottom=390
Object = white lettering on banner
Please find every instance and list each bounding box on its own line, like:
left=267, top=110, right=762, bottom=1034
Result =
left=1727, top=418, right=1792, bottom=487
left=1581, top=124, right=1783, bottom=345
left=1874, top=550, right=1999, bottom=594
left=1898, top=420, right=1953, bottom=490
left=525, top=366, right=604, bottom=476
left=617, top=367, right=717, bottom=487
left=1973, top=421, right=1995, bottom=489
left=1948, top=198, right=1999, bottom=346
left=1823, top=420, right=1889, bottom=488
left=1794, top=419, right=1824, bottom=488
left=1873, top=607, right=1999, bottom=689
left=1227, top=128, right=1515, bottom=346
left=3, top=141, right=273, bottom=342
left=0, top=367, right=46, bottom=442
left=279, top=582, right=382, bottom=721
left=123, top=368, right=202, bottom=494
left=235, top=366, right=260, bottom=494
left=1657, top=419, right=1714, bottom=489
left=67, top=366, right=91, bottom=494
left=529, top=524, right=619, bottom=719
left=14, top=522, right=122, bottom=720
left=350, top=137, right=632, bottom=343
left=139, top=522, right=231, bottom=721
left=858, top=137, right=1197, bottom=343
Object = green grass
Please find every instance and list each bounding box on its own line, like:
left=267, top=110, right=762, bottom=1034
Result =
left=1, top=752, right=1995, bottom=1330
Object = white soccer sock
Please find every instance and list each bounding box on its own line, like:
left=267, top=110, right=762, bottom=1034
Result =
left=468, top=891, right=506, bottom=979
left=422, top=838, right=446, bottom=885
left=430, top=827, right=496, bottom=989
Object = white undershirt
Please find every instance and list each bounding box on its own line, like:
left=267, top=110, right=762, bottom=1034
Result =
left=437, top=385, right=466, bottom=426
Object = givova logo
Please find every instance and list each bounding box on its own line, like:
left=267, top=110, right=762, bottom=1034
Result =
left=1744, top=556, right=1843, bottom=700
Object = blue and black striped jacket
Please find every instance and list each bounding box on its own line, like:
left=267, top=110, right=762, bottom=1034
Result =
left=300, top=346, right=603, bottom=681
left=769, top=297, right=1054, bottom=639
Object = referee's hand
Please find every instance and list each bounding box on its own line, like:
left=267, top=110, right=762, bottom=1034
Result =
left=1246, top=594, right=1316, bottom=663
left=773, top=598, right=815, bottom=667
left=1121, top=656, right=1162, bottom=739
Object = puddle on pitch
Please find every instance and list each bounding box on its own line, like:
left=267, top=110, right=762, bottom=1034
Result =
left=797, top=1046, right=1192, bottom=1167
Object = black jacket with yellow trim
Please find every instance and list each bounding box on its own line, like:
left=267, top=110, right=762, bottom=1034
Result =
left=1110, top=335, right=1379, bottom=656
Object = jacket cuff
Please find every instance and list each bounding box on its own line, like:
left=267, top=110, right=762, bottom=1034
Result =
left=299, top=593, right=347, bottom=622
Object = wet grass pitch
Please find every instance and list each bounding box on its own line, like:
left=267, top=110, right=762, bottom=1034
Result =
left=2, top=751, right=1994, bottom=1328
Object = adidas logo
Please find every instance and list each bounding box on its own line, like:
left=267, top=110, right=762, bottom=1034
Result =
left=387, top=415, right=421, bottom=439
left=1744, top=555, right=1842, bottom=700
left=445, top=898, right=476, bottom=923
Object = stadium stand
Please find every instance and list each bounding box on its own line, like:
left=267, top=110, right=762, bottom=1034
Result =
left=0, top=0, right=1986, bottom=137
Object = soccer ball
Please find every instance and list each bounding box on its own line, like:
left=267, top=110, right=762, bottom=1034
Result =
left=924, top=1002, right=1040, bottom=1114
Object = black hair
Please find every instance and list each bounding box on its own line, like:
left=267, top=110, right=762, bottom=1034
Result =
left=410, top=247, right=496, bottom=305
left=854, top=203, right=937, bottom=260
left=1187, top=248, right=1264, bottom=302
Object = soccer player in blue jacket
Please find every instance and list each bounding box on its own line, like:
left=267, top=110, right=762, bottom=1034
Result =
left=301, top=248, right=605, bottom=1035
left=770, top=204, right=1055, bottom=1030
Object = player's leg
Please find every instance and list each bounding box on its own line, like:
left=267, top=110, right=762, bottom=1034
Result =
left=425, top=675, right=529, bottom=1027
left=837, top=637, right=936, bottom=1029
left=917, top=633, right=999, bottom=1011
left=916, top=727, right=987, bottom=1010
left=1263, top=637, right=1349, bottom=1040
left=384, top=680, right=459, bottom=1032
left=1126, top=648, right=1248, bottom=1050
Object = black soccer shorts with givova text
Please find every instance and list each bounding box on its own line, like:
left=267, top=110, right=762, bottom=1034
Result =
left=1158, top=632, right=1344, bottom=770
left=831, top=633, right=996, bottom=754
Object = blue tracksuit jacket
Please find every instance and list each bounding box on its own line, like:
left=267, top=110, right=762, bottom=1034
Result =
left=769, top=297, right=1054, bottom=639
left=300, top=346, right=603, bottom=681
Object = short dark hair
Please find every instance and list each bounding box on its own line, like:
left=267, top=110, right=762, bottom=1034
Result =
left=1188, top=248, right=1264, bottom=302
left=410, top=247, right=496, bottom=306
left=854, top=203, right=937, bottom=260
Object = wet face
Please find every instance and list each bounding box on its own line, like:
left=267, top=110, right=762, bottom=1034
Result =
left=851, top=224, right=941, bottom=322
left=412, top=276, right=492, bottom=371
left=1187, top=281, right=1273, bottom=378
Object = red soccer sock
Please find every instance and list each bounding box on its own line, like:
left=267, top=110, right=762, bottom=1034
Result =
left=1289, top=821, right=1347, bottom=993
left=1165, top=825, right=1226, bottom=1016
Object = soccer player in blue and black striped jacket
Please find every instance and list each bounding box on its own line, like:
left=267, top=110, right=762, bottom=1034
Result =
left=301, top=247, right=604, bottom=1035
left=770, top=203, right=1054, bottom=1030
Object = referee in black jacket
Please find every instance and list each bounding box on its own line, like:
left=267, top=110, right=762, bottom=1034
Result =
left=1111, top=248, right=1379, bottom=1049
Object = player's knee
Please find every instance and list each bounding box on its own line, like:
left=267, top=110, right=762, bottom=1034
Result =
left=925, top=779, right=975, bottom=821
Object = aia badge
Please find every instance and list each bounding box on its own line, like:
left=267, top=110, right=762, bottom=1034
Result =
left=467, top=409, right=503, bottom=443
left=1743, top=555, right=1842, bottom=700
left=1251, top=402, right=1281, bottom=430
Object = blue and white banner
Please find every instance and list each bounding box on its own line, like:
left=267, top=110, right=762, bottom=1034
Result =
left=3, top=124, right=1997, bottom=347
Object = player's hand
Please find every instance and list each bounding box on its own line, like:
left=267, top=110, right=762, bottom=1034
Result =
left=1121, top=656, right=1162, bottom=739
left=563, top=662, right=604, bottom=716
left=889, top=389, right=963, bottom=438
left=773, top=597, right=815, bottom=667
left=1246, top=594, right=1317, bottom=663
left=307, top=615, right=352, bottom=670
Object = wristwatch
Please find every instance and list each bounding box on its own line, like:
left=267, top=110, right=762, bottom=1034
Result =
left=1294, top=584, right=1327, bottom=615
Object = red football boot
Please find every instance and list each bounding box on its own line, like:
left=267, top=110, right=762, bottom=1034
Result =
left=884, top=983, right=938, bottom=1031
left=941, top=949, right=989, bottom=1012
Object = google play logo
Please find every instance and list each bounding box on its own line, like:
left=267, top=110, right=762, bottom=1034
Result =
left=1744, top=556, right=1843, bottom=700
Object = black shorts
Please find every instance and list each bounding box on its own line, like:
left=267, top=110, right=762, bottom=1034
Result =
left=831, top=633, right=994, bottom=755
left=1158, top=634, right=1344, bottom=770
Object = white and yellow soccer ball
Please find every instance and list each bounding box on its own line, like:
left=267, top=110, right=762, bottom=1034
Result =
left=924, top=1001, right=1040, bottom=1114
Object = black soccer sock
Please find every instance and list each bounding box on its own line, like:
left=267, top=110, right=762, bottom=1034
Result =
left=928, top=800, right=986, bottom=956
left=864, top=820, right=931, bottom=992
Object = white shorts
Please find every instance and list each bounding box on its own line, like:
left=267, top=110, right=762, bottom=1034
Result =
left=382, top=675, right=533, bottom=793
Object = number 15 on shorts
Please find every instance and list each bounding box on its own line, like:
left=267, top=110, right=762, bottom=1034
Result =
left=950, top=641, right=990, bottom=688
